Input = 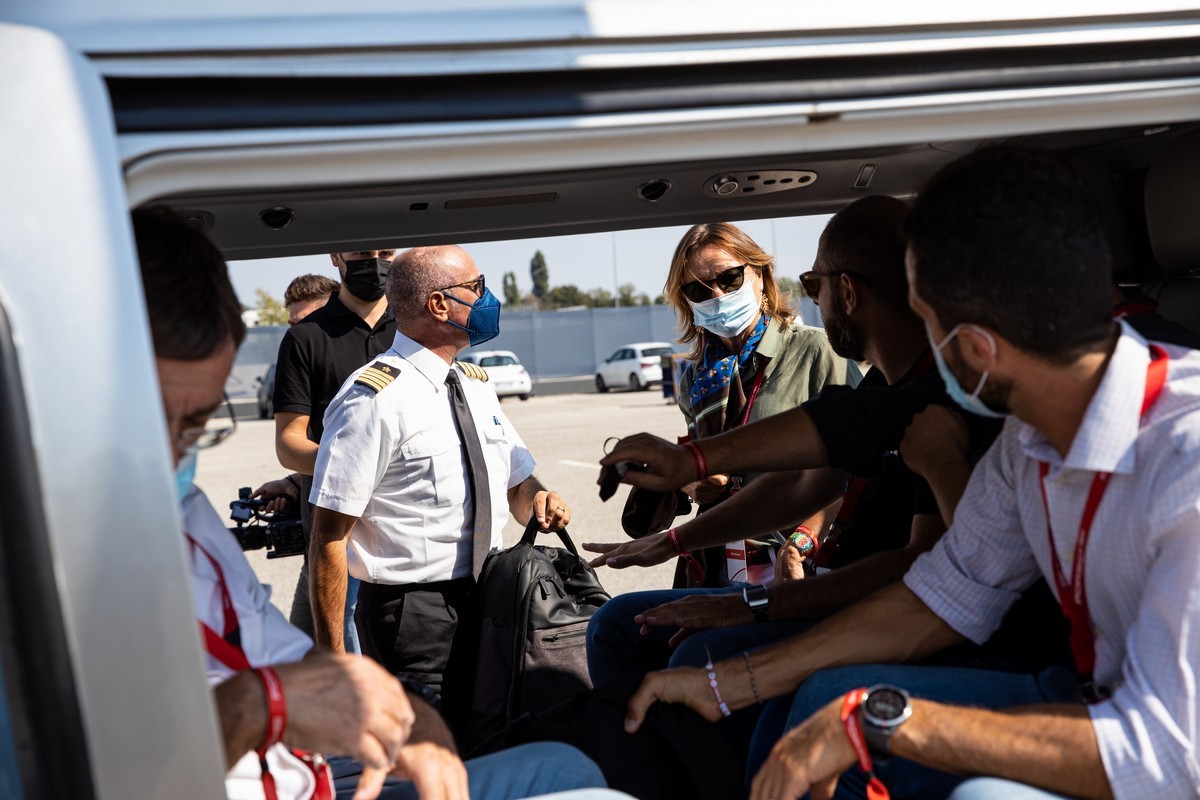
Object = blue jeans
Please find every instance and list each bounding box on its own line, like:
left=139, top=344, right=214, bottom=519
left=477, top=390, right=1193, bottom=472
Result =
left=331, top=742, right=607, bottom=800
left=948, top=778, right=1073, bottom=800
left=755, top=663, right=1081, bottom=799
left=586, top=587, right=814, bottom=687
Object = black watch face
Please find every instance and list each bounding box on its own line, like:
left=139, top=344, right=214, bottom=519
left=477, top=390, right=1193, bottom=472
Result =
left=865, top=688, right=907, bottom=722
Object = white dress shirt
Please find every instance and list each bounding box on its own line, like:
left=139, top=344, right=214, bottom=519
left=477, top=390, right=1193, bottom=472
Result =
left=183, top=488, right=316, bottom=800
left=311, top=331, right=536, bottom=585
left=905, top=323, right=1200, bottom=799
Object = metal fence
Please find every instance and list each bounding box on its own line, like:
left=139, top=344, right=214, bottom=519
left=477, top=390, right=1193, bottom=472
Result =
left=229, top=297, right=824, bottom=394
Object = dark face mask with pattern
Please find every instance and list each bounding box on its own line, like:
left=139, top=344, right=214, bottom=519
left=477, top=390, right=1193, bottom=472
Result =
left=342, top=256, right=390, bottom=302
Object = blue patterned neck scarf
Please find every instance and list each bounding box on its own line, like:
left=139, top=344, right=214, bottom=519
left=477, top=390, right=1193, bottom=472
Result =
left=689, top=314, right=770, bottom=437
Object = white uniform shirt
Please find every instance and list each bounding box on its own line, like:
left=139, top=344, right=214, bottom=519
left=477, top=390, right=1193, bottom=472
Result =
left=183, top=488, right=315, bottom=800
left=311, top=330, right=536, bottom=584
left=905, top=323, right=1200, bottom=799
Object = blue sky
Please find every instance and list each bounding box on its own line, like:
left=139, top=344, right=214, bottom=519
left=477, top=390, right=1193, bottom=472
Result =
left=227, top=214, right=832, bottom=308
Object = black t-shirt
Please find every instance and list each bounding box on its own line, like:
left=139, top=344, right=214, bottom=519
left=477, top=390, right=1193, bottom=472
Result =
left=272, top=293, right=397, bottom=444
left=806, top=356, right=1069, bottom=673
left=802, top=356, right=1003, bottom=569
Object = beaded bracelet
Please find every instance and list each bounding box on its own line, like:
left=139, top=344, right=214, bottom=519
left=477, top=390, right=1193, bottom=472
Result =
left=743, top=652, right=763, bottom=705
left=704, top=648, right=732, bottom=718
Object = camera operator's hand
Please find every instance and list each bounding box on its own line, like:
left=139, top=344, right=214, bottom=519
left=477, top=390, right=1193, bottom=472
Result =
left=251, top=475, right=301, bottom=514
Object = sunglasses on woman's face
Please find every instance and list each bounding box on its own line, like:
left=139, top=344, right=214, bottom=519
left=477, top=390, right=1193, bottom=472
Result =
left=681, top=264, right=749, bottom=303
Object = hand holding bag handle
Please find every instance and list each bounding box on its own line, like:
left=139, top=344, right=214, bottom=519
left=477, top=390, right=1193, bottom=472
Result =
left=520, top=516, right=579, bottom=555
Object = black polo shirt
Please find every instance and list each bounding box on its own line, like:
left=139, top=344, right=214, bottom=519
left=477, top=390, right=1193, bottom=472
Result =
left=802, top=354, right=1002, bottom=569
left=272, top=293, right=397, bottom=444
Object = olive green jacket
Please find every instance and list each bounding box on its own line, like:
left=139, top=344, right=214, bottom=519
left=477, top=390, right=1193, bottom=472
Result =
left=677, top=320, right=859, bottom=485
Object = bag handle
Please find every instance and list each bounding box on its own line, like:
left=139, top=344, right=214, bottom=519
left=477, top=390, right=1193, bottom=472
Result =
left=520, top=517, right=579, bottom=556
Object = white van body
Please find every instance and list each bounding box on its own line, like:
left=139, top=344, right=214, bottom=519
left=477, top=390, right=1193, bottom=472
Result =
left=3, top=1, right=1200, bottom=796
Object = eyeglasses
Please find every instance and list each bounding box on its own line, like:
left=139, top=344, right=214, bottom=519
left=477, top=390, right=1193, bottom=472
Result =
left=798, top=270, right=874, bottom=301
left=680, top=264, right=749, bottom=303
left=176, top=394, right=237, bottom=451
left=437, top=275, right=486, bottom=298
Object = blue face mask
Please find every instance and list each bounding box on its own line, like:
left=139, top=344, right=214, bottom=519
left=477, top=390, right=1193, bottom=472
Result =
left=174, top=449, right=198, bottom=504
left=931, top=324, right=1008, bottom=419
left=687, top=279, right=761, bottom=339
left=445, top=287, right=501, bottom=347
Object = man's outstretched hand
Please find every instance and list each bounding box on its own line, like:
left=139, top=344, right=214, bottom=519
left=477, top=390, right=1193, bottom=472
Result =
left=598, top=433, right=699, bottom=493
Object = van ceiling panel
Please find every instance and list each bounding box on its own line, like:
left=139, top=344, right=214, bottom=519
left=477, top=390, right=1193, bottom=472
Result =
left=107, top=35, right=1200, bottom=133
left=150, top=121, right=1200, bottom=259
left=158, top=144, right=943, bottom=259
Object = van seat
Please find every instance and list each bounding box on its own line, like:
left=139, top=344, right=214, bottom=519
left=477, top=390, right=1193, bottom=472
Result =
left=1144, top=129, right=1200, bottom=338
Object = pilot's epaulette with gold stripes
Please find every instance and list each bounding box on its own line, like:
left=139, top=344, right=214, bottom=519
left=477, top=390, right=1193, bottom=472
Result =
left=455, top=361, right=489, bottom=383
left=354, top=361, right=400, bottom=394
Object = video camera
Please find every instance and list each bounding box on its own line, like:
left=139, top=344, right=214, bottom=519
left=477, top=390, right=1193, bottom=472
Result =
left=228, top=486, right=306, bottom=559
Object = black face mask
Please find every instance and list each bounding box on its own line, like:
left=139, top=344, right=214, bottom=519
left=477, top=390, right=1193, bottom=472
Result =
left=342, top=257, right=390, bottom=302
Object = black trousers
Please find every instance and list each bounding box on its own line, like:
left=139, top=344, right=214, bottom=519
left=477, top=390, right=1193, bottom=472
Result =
left=355, top=577, right=479, bottom=738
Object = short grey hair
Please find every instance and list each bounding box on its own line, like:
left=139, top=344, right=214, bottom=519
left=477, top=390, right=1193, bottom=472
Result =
left=387, top=247, right=459, bottom=324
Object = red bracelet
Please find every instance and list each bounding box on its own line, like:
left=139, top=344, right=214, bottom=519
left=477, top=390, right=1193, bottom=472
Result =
left=683, top=441, right=708, bottom=481
left=668, top=528, right=706, bottom=584
left=253, top=667, right=288, bottom=755
left=840, top=688, right=890, bottom=800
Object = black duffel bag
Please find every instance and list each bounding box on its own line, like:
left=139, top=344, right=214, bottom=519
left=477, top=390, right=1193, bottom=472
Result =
left=470, top=518, right=610, bottom=745
left=470, top=676, right=746, bottom=800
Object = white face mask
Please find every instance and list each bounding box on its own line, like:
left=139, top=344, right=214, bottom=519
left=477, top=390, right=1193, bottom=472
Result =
left=687, top=279, right=761, bottom=338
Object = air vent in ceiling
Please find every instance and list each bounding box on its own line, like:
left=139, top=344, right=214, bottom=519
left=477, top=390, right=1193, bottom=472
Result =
left=706, top=170, right=817, bottom=198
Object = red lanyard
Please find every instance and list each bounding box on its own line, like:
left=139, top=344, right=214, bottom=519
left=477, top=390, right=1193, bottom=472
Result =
left=186, top=534, right=333, bottom=800
left=738, top=368, right=768, bottom=427
left=1036, top=344, right=1168, bottom=703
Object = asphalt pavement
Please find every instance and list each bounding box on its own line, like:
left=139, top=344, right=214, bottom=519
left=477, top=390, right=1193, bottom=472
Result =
left=199, top=387, right=692, bottom=617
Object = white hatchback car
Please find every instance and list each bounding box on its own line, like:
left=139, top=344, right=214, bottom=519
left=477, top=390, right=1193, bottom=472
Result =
left=595, top=342, right=676, bottom=393
left=461, top=350, right=533, bottom=400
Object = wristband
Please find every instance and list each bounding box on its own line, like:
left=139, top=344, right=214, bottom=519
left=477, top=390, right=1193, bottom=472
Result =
left=252, top=667, right=288, bottom=755
left=284, top=474, right=301, bottom=492
left=683, top=441, right=708, bottom=481
left=788, top=526, right=816, bottom=557
left=668, top=528, right=706, bottom=584
left=840, top=688, right=890, bottom=800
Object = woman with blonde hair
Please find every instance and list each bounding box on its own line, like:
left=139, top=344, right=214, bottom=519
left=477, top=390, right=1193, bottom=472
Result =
left=663, top=222, right=854, bottom=587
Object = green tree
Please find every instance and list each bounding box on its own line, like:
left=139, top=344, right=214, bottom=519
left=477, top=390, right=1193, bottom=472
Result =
left=502, top=271, right=521, bottom=306
left=254, top=289, right=289, bottom=326
left=586, top=287, right=614, bottom=308
left=653, top=294, right=667, bottom=305
left=617, top=283, right=639, bottom=307
left=777, top=276, right=804, bottom=299
left=530, top=250, right=549, bottom=299
left=543, top=284, right=587, bottom=309
left=638, top=293, right=651, bottom=306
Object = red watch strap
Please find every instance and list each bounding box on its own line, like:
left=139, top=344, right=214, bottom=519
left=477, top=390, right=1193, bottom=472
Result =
left=840, top=688, right=891, bottom=800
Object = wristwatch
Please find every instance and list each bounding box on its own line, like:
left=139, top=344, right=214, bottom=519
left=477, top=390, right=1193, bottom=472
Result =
left=742, top=584, right=770, bottom=623
left=859, top=684, right=912, bottom=758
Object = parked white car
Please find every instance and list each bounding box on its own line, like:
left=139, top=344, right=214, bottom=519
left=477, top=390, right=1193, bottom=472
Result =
left=595, top=342, right=676, bottom=393
left=460, top=350, right=533, bottom=400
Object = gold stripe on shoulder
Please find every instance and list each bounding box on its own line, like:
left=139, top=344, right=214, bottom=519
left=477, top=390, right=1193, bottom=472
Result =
left=455, top=361, right=489, bottom=382
left=354, top=361, right=400, bottom=394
